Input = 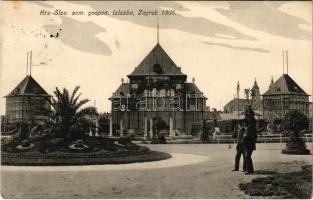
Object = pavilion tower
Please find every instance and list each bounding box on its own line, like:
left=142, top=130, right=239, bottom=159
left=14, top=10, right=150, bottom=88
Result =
left=5, top=52, right=51, bottom=123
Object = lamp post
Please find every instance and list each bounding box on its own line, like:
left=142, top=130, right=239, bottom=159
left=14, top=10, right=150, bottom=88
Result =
left=280, top=90, right=284, bottom=119
left=237, top=81, right=240, bottom=120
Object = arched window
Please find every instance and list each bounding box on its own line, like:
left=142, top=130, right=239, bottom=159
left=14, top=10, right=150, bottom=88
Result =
left=160, top=89, right=166, bottom=97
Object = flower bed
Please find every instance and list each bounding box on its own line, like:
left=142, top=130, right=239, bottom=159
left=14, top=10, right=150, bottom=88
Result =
left=1, top=150, right=171, bottom=166
left=1, top=136, right=171, bottom=166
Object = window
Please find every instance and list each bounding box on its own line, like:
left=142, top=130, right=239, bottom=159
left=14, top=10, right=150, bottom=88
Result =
left=121, top=105, right=126, bottom=111
left=176, top=84, right=182, bottom=90
left=189, top=105, right=196, bottom=111
left=131, top=84, right=138, bottom=89
left=170, top=89, right=175, bottom=96
left=152, top=88, right=157, bottom=97
left=160, top=89, right=166, bottom=97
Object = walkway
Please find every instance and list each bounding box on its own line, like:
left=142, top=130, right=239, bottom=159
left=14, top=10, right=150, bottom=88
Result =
left=1, top=143, right=311, bottom=198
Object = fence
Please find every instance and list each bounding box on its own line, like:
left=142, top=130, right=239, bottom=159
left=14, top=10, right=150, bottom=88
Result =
left=213, top=133, right=313, bottom=144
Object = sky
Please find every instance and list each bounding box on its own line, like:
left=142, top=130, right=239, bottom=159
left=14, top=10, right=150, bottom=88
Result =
left=1, top=1, right=312, bottom=113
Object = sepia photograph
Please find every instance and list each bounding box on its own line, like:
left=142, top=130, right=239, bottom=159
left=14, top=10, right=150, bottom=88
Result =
left=0, top=0, right=312, bottom=199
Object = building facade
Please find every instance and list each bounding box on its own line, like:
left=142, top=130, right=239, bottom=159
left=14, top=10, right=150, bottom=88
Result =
left=110, top=43, right=210, bottom=137
left=262, top=74, right=310, bottom=120
left=5, top=75, right=51, bottom=124
left=222, top=79, right=262, bottom=119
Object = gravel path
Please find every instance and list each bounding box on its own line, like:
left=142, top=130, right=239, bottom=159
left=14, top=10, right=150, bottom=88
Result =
left=1, top=143, right=312, bottom=198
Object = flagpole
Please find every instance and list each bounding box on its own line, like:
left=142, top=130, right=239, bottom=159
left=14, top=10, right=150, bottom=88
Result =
left=237, top=81, right=240, bottom=120
left=157, top=13, right=159, bottom=44
left=237, top=81, right=240, bottom=143
left=30, top=51, right=32, bottom=76
left=26, top=52, right=29, bottom=76
left=286, top=50, right=289, bottom=75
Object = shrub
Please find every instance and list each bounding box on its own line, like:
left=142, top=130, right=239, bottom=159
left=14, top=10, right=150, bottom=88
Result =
left=282, top=110, right=309, bottom=134
left=282, top=110, right=310, bottom=154
left=21, top=139, right=31, bottom=147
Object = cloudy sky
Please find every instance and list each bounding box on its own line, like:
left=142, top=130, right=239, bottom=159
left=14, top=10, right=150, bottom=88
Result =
left=1, top=1, right=312, bottom=113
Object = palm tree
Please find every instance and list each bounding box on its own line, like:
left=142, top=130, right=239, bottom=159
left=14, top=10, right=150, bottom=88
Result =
left=46, top=86, right=98, bottom=140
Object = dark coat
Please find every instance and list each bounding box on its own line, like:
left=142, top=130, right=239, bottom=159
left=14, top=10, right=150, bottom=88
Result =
left=242, top=132, right=257, bottom=151
left=236, top=143, right=244, bottom=151
left=236, top=127, right=245, bottom=151
left=242, top=112, right=257, bottom=151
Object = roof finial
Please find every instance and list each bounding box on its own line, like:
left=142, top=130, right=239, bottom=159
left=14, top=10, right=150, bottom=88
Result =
left=192, top=77, right=195, bottom=83
left=121, top=78, right=124, bottom=83
left=157, top=13, right=159, bottom=44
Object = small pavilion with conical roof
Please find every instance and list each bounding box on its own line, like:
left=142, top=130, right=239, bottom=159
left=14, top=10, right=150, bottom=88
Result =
left=5, top=75, right=51, bottom=123
left=262, top=74, right=309, bottom=120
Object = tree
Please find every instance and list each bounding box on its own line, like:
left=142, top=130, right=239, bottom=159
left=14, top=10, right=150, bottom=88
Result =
left=97, top=113, right=110, bottom=134
left=281, top=110, right=310, bottom=155
left=17, top=121, right=31, bottom=146
left=151, top=118, right=168, bottom=144
left=46, top=86, right=98, bottom=140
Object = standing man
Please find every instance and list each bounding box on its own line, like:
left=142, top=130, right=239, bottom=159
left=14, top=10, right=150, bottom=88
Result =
left=242, top=106, right=257, bottom=175
left=232, top=122, right=246, bottom=171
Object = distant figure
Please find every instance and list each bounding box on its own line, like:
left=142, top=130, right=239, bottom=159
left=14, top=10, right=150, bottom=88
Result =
left=212, top=127, right=220, bottom=140
left=212, top=119, right=220, bottom=140
left=242, top=106, right=257, bottom=175
left=266, top=122, right=273, bottom=135
left=232, top=123, right=246, bottom=172
left=201, top=121, right=208, bottom=142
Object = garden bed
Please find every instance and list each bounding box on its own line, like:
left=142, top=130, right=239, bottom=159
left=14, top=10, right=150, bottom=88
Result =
left=1, top=137, right=171, bottom=166
left=239, top=165, right=312, bottom=198
left=1, top=150, right=171, bottom=166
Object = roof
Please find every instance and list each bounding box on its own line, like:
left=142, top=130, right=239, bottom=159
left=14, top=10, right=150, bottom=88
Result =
left=224, top=98, right=248, bottom=109
left=185, top=83, right=206, bottom=98
left=220, top=112, right=245, bottom=120
left=263, top=74, right=308, bottom=96
left=220, top=109, right=262, bottom=120
left=112, top=83, right=130, bottom=97
left=6, top=75, right=50, bottom=97
left=111, top=82, right=206, bottom=98
left=128, top=43, right=186, bottom=77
